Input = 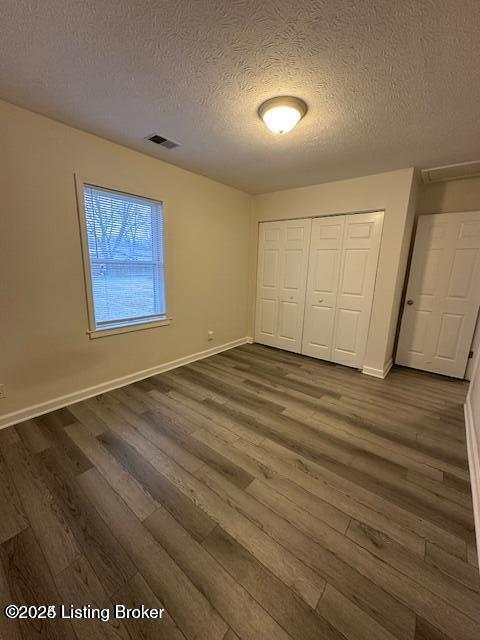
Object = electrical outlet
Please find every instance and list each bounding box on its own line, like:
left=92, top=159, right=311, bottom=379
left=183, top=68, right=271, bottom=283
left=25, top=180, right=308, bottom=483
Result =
left=207, top=330, right=214, bottom=342
left=0, top=385, right=6, bottom=399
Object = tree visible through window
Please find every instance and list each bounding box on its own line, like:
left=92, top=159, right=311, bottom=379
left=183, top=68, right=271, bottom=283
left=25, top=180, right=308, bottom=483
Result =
left=81, top=185, right=166, bottom=331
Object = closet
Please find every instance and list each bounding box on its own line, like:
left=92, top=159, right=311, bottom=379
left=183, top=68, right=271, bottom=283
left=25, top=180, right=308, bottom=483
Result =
left=254, top=211, right=384, bottom=369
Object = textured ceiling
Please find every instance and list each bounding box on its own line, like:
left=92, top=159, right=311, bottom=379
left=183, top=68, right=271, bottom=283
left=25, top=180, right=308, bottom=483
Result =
left=1, top=1, right=480, bottom=193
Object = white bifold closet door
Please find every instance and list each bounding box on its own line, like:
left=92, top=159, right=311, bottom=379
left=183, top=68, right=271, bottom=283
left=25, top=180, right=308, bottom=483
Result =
left=302, top=211, right=383, bottom=368
left=255, top=218, right=311, bottom=352
left=302, top=215, right=345, bottom=360
left=255, top=212, right=383, bottom=368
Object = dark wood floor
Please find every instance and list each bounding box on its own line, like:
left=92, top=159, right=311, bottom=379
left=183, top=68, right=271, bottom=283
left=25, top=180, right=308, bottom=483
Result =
left=0, top=343, right=478, bottom=640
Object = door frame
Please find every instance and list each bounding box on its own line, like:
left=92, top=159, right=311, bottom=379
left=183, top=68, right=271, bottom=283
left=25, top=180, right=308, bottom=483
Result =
left=466, top=310, right=480, bottom=380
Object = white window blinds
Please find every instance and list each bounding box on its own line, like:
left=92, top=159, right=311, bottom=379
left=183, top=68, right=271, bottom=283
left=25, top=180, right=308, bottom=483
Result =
left=82, top=185, right=166, bottom=330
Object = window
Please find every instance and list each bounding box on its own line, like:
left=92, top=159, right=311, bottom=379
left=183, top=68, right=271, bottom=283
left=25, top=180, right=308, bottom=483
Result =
left=77, top=180, right=168, bottom=337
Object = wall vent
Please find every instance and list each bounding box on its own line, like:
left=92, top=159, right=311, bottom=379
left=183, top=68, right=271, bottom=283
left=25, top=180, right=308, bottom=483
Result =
left=421, top=161, right=480, bottom=184
left=146, top=134, right=179, bottom=149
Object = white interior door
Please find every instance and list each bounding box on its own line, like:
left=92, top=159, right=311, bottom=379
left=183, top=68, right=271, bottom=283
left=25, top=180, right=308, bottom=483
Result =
left=254, top=221, right=283, bottom=348
left=302, top=215, right=345, bottom=360
left=332, top=212, right=384, bottom=368
left=396, top=211, right=480, bottom=378
left=277, top=219, right=311, bottom=352
left=255, top=219, right=311, bottom=353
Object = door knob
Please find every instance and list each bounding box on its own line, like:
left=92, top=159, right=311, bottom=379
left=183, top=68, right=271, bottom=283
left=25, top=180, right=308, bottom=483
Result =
left=318, top=299, right=324, bottom=303
left=407, top=299, right=414, bottom=305
left=289, top=296, right=294, bottom=300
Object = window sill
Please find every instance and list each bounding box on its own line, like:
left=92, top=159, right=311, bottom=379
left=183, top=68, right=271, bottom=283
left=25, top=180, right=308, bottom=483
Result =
left=87, top=317, right=171, bottom=339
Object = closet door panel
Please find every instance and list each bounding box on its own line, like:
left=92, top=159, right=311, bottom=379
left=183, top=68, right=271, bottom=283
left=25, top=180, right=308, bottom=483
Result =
left=332, top=212, right=384, bottom=368
left=278, top=300, right=299, bottom=341
left=258, top=299, right=276, bottom=337
left=254, top=222, right=284, bottom=347
left=277, top=219, right=311, bottom=352
left=255, top=219, right=310, bottom=353
left=302, top=216, right=344, bottom=360
left=342, top=249, right=369, bottom=295
left=335, top=308, right=361, bottom=353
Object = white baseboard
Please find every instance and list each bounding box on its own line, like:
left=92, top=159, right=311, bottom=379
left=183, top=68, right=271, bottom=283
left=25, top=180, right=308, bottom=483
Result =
left=465, top=399, right=480, bottom=571
left=245, top=336, right=254, bottom=344
left=362, top=359, right=393, bottom=379
left=0, top=337, right=249, bottom=430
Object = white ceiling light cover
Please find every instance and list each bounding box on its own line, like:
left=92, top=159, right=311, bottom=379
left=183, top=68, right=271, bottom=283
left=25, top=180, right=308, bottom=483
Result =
left=258, top=96, right=308, bottom=134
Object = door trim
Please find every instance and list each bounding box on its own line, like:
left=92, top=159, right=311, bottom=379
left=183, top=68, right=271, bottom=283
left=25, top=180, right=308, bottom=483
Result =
left=363, top=359, right=393, bottom=379
left=256, top=208, right=385, bottom=225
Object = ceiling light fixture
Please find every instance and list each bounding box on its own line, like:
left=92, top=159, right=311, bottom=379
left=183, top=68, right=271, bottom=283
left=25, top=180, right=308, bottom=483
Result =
left=258, top=96, right=308, bottom=134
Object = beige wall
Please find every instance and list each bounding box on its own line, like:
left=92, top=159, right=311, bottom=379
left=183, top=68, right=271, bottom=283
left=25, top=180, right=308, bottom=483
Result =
left=0, top=98, right=424, bottom=422
left=0, top=100, right=251, bottom=422
left=417, top=176, right=480, bottom=215
left=250, top=168, right=417, bottom=374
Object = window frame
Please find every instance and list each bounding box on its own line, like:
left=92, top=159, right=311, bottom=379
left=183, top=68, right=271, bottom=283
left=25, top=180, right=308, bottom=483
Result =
left=75, top=175, right=170, bottom=339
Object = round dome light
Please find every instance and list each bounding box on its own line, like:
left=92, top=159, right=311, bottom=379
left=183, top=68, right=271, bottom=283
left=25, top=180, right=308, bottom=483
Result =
left=258, top=96, right=308, bottom=134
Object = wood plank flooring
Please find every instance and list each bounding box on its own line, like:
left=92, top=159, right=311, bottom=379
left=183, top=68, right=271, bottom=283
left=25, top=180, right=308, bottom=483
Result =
left=0, top=343, right=478, bottom=640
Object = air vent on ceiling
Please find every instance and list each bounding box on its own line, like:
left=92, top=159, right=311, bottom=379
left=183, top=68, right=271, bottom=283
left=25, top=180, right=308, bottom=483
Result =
left=421, top=161, right=480, bottom=184
left=146, top=134, right=179, bottom=149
